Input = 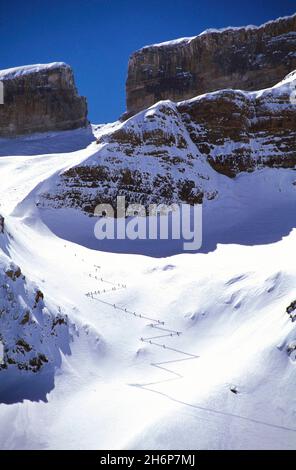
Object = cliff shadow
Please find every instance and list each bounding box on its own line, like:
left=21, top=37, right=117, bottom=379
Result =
left=0, top=365, right=55, bottom=404
left=22, top=168, right=296, bottom=257
left=40, top=199, right=296, bottom=257
left=0, top=126, right=95, bottom=157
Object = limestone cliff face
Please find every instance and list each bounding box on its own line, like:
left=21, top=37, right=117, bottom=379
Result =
left=126, top=14, right=296, bottom=116
left=0, top=62, right=88, bottom=137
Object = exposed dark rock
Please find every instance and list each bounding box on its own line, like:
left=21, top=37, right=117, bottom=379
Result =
left=0, top=215, right=4, bottom=233
left=6, top=265, right=22, bottom=281
left=177, top=81, right=296, bottom=177
left=0, top=62, right=88, bottom=137
left=34, top=289, right=44, bottom=307
left=0, top=258, right=69, bottom=376
left=287, top=300, right=296, bottom=322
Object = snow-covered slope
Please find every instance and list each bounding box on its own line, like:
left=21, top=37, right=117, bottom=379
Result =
left=0, top=121, right=295, bottom=449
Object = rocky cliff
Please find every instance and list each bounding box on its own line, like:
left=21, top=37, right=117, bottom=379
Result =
left=0, top=254, right=70, bottom=378
left=40, top=70, right=296, bottom=212
left=126, top=14, right=296, bottom=116
left=0, top=62, right=88, bottom=137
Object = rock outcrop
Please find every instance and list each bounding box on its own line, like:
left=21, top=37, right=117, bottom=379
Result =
left=40, top=70, right=296, bottom=212
left=126, top=14, right=296, bottom=116
left=0, top=257, right=69, bottom=376
left=177, top=70, right=296, bottom=177
left=0, top=62, right=88, bottom=137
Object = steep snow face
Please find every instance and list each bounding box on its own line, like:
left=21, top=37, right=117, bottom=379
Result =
left=37, top=72, right=296, bottom=218
left=0, top=248, right=70, bottom=403
left=0, top=216, right=105, bottom=405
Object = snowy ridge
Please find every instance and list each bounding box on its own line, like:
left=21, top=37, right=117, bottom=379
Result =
left=198, top=13, right=296, bottom=36
left=139, top=13, right=296, bottom=50
left=0, top=62, right=70, bottom=81
left=141, top=36, right=195, bottom=50
left=178, top=67, right=296, bottom=106
left=0, top=214, right=105, bottom=405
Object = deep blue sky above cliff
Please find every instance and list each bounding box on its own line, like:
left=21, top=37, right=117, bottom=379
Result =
left=1, top=0, right=295, bottom=123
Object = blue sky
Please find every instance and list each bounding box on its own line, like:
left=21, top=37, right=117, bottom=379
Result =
left=1, top=0, right=295, bottom=123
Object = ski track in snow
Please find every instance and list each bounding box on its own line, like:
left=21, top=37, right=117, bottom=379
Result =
left=84, top=260, right=296, bottom=441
